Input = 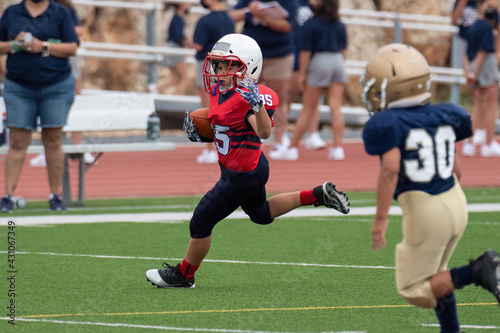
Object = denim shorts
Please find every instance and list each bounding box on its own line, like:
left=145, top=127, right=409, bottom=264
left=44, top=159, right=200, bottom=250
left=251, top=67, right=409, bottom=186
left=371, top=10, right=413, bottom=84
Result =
left=4, top=75, right=75, bottom=131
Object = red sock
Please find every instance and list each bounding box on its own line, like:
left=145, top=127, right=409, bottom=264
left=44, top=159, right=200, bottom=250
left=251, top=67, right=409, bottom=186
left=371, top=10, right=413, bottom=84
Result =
left=300, top=190, right=318, bottom=206
left=179, top=258, right=200, bottom=280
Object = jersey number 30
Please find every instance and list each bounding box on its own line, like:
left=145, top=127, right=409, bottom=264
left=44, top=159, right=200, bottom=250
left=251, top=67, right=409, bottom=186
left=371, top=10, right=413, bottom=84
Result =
left=405, top=126, right=456, bottom=182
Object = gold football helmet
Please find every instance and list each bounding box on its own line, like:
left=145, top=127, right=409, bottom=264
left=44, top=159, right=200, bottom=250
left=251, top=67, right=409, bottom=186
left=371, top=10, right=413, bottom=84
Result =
left=361, top=43, right=432, bottom=113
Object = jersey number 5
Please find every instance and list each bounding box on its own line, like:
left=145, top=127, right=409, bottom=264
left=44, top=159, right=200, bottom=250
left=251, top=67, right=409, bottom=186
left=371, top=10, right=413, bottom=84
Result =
left=214, top=124, right=230, bottom=155
left=404, top=126, right=456, bottom=182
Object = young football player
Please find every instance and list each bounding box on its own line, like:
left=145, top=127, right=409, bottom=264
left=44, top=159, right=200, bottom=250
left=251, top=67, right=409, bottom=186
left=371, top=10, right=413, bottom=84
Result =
left=362, top=43, right=500, bottom=332
left=146, top=33, right=350, bottom=288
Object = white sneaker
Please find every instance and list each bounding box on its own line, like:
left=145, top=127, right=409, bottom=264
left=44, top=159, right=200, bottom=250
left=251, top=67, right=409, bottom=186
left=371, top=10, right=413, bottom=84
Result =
left=269, top=146, right=298, bottom=160
left=29, top=153, right=46, bottom=167
left=196, top=149, right=218, bottom=164
left=305, top=132, right=327, bottom=150
left=84, top=152, right=97, bottom=165
left=272, top=133, right=291, bottom=152
left=480, top=140, right=500, bottom=157
left=147, top=83, right=158, bottom=94
left=462, top=141, right=476, bottom=156
left=328, top=147, right=345, bottom=160
left=472, top=128, right=487, bottom=145
left=281, top=132, right=290, bottom=148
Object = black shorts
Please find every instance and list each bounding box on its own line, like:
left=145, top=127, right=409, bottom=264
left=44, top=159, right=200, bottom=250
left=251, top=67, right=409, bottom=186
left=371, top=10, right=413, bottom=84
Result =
left=189, top=153, right=273, bottom=238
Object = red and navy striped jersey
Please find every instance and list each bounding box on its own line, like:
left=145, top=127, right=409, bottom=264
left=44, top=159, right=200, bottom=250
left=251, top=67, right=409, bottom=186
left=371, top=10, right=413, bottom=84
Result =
left=208, top=84, right=278, bottom=172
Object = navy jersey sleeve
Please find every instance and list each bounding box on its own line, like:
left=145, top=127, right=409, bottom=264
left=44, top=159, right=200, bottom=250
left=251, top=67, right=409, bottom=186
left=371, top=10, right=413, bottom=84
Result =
left=362, top=112, right=400, bottom=156
left=436, top=103, right=473, bottom=141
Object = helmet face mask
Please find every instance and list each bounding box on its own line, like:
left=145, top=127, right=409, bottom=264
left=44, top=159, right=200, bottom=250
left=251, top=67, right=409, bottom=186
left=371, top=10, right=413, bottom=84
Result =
left=203, top=34, right=263, bottom=95
left=361, top=43, right=432, bottom=114
left=203, top=55, right=246, bottom=94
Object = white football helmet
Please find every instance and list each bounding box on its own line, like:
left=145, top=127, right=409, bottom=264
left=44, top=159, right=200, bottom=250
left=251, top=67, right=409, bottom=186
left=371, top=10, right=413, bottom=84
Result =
left=361, top=43, right=432, bottom=113
left=203, top=33, right=263, bottom=95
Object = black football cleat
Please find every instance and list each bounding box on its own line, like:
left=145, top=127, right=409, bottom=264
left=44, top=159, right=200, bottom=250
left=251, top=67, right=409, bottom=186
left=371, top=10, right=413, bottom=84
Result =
left=146, top=263, right=195, bottom=288
left=313, top=182, right=350, bottom=214
left=470, top=250, right=500, bottom=305
left=1, top=196, right=13, bottom=213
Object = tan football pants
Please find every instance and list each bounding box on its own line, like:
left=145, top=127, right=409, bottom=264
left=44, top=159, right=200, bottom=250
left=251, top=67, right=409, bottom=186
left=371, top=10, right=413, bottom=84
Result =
left=395, top=181, right=468, bottom=308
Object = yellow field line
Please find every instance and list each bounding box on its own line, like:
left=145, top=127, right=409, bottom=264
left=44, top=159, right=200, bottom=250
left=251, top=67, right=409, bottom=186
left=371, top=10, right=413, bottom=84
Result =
left=18, top=302, right=496, bottom=319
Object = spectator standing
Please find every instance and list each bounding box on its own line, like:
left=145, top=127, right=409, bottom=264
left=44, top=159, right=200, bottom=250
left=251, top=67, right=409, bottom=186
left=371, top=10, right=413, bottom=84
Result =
left=288, top=0, right=326, bottom=151
left=145, top=33, right=349, bottom=288
left=462, top=0, right=500, bottom=156
left=193, top=0, right=234, bottom=164
left=362, top=43, right=499, bottom=333
left=148, top=3, right=192, bottom=96
left=231, top=0, right=300, bottom=152
left=451, top=0, right=478, bottom=71
left=29, top=0, right=96, bottom=167
left=270, top=0, right=347, bottom=161
left=0, top=0, right=79, bottom=212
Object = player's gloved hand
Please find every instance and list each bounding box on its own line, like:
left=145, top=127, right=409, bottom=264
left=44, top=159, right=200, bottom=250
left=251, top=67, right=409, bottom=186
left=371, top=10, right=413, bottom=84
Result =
left=236, top=79, right=263, bottom=113
left=183, top=111, right=202, bottom=143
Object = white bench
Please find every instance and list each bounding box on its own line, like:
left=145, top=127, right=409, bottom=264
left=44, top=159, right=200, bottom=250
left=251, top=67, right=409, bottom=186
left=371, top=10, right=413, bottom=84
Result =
left=0, top=93, right=175, bottom=206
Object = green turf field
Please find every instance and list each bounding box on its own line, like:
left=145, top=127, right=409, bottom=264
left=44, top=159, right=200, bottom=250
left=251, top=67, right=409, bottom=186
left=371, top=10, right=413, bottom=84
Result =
left=1, top=188, right=499, bottom=332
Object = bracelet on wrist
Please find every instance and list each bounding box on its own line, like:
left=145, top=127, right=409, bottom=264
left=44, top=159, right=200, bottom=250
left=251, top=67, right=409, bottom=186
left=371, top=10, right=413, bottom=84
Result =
left=10, top=41, right=22, bottom=53
left=42, top=41, right=50, bottom=57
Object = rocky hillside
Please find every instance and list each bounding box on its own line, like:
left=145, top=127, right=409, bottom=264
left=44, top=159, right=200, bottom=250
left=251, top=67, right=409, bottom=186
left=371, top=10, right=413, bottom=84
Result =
left=1, top=0, right=456, bottom=105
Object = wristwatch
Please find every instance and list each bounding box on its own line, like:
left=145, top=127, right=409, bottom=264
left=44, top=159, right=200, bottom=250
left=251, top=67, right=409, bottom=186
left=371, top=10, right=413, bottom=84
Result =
left=42, top=42, right=50, bottom=57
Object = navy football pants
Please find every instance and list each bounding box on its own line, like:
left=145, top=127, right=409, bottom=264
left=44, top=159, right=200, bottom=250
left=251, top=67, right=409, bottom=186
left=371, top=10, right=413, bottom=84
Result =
left=190, top=154, right=274, bottom=238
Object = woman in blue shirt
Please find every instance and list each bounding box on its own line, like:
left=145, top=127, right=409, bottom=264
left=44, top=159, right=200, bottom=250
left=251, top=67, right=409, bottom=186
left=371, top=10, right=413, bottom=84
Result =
left=0, top=0, right=79, bottom=212
left=192, top=0, right=234, bottom=164
left=464, top=0, right=500, bottom=157
left=231, top=0, right=299, bottom=153
left=150, top=3, right=192, bottom=96
left=270, top=0, right=348, bottom=161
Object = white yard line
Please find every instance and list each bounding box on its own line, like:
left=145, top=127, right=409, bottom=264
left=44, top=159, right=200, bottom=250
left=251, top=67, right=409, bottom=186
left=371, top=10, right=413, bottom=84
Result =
left=2, top=203, right=500, bottom=226
left=0, top=251, right=395, bottom=270
left=1, top=318, right=366, bottom=333
left=423, top=323, right=500, bottom=330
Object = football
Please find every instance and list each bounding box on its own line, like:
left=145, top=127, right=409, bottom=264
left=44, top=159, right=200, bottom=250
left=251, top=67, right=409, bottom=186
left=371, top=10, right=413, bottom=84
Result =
left=189, top=108, right=214, bottom=139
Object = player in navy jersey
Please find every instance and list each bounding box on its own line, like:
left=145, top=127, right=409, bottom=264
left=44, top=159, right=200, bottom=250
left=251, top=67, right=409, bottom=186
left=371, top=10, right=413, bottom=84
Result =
left=146, top=33, right=350, bottom=288
left=362, top=43, right=500, bottom=332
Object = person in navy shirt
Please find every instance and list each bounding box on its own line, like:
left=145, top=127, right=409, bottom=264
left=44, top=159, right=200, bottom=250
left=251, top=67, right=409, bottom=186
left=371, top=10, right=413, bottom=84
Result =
left=29, top=0, right=97, bottom=167
left=362, top=43, right=500, bottom=332
left=149, top=3, right=192, bottom=96
left=271, top=0, right=348, bottom=161
left=287, top=0, right=326, bottom=151
left=463, top=0, right=500, bottom=157
left=231, top=0, right=300, bottom=153
left=0, top=0, right=78, bottom=213
left=145, top=34, right=350, bottom=289
left=192, top=0, right=235, bottom=164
